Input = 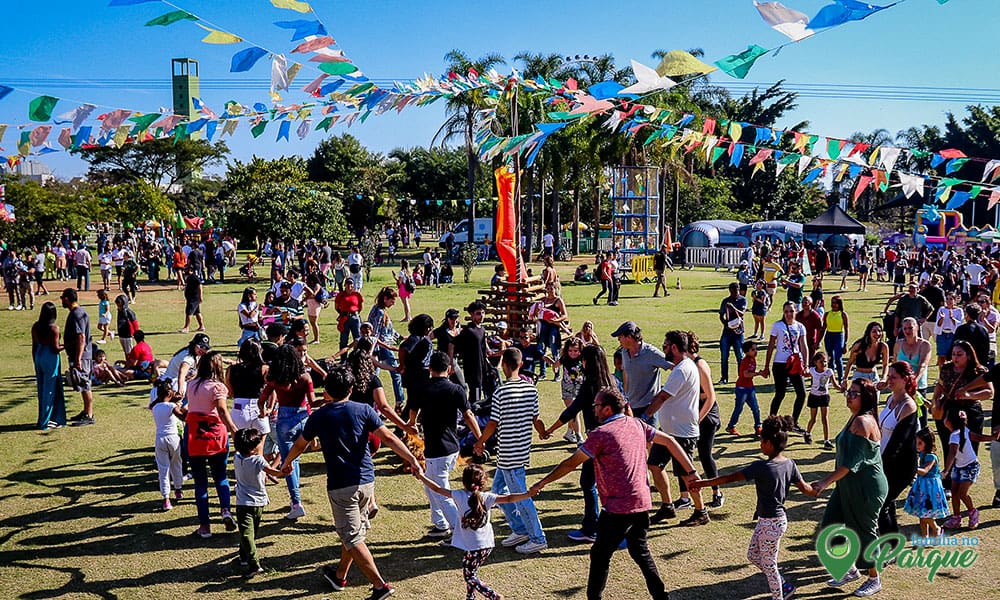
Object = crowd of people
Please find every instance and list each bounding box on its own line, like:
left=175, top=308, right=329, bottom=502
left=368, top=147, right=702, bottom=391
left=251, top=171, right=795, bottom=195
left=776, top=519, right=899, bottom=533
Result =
left=16, top=226, right=1000, bottom=600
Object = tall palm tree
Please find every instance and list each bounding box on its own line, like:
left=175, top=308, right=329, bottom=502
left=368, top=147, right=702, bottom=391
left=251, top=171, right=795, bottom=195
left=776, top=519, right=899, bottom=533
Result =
left=432, top=50, right=506, bottom=230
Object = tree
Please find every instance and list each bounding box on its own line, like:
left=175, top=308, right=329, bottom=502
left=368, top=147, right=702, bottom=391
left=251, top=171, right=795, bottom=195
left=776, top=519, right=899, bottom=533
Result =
left=388, top=146, right=488, bottom=223
left=71, top=138, right=229, bottom=190
left=0, top=178, right=101, bottom=247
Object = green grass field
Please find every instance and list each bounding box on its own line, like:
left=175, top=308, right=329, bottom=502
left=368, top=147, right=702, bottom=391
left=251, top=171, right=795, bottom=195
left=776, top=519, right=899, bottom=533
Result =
left=0, top=259, right=995, bottom=599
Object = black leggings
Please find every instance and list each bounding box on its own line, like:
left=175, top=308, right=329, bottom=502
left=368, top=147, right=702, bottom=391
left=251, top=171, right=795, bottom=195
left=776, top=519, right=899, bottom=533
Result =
left=698, top=417, right=720, bottom=485
left=594, top=279, right=610, bottom=302
left=878, top=467, right=915, bottom=536
left=769, top=362, right=806, bottom=423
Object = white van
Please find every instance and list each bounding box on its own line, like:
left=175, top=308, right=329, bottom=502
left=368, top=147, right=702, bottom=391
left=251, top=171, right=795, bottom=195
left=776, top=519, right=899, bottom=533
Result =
left=439, top=218, right=494, bottom=245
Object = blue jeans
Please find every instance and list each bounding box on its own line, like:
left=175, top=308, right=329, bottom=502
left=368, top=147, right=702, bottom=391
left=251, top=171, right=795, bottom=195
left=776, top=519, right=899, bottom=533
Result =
left=237, top=327, right=260, bottom=348
left=824, top=332, right=845, bottom=380
left=492, top=467, right=546, bottom=544
left=719, top=329, right=745, bottom=381
left=377, top=346, right=405, bottom=406
left=580, top=458, right=599, bottom=536
left=537, top=321, right=561, bottom=377
left=728, top=386, right=761, bottom=430
left=423, top=452, right=459, bottom=530
left=190, top=451, right=231, bottom=526
left=76, top=265, right=90, bottom=291
left=339, top=314, right=361, bottom=349
left=276, top=406, right=308, bottom=505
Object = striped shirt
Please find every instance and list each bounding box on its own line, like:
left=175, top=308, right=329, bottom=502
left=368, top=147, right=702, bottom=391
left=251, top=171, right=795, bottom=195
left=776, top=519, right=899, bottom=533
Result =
left=489, top=377, right=539, bottom=469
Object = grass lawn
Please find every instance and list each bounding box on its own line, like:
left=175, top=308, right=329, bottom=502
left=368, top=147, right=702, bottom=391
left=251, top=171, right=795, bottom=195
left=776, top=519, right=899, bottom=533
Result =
left=0, top=258, right=995, bottom=599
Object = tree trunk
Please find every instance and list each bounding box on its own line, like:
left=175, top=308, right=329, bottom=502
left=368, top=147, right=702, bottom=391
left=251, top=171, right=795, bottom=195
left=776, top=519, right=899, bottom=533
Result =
left=572, top=188, right=580, bottom=255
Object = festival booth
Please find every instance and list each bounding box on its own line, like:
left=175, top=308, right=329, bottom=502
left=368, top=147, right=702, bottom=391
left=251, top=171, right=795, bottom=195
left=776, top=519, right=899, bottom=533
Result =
left=802, top=205, right=866, bottom=252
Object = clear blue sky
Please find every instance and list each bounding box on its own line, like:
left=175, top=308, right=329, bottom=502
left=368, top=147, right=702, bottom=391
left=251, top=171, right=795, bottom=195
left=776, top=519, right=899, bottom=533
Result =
left=1, top=0, right=997, bottom=179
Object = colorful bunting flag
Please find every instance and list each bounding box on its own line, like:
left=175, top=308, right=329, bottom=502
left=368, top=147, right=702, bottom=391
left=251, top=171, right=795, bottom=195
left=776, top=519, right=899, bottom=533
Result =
left=853, top=174, right=873, bottom=204
left=754, top=1, right=814, bottom=41
left=318, top=62, right=360, bottom=76
left=145, top=10, right=197, bottom=27
left=231, top=47, right=269, bottom=72
left=809, top=0, right=887, bottom=29
left=274, top=19, right=326, bottom=41
left=29, top=125, right=52, bottom=147
left=292, top=36, right=335, bottom=53
left=197, top=24, right=243, bottom=44
left=654, top=50, right=714, bottom=77
left=271, top=0, right=313, bottom=13
left=715, top=45, right=769, bottom=79
left=28, top=95, right=59, bottom=122
left=0, top=86, right=14, bottom=102
left=276, top=120, right=291, bottom=141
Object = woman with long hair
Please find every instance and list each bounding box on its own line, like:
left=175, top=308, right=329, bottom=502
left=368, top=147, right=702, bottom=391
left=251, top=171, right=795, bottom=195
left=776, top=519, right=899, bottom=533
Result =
left=932, top=339, right=991, bottom=489
left=368, top=286, right=405, bottom=408
left=259, top=344, right=317, bottom=521
left=542, top=344, right=616, bottom=542
left=810, top=378, right=888, bottom=596
left=227, top=338, right=269, bottom=434
left=844, top=322, right=890, bottom=388
left=877, top=361, right=919, bottom=537
left=762, top=301, right=810, bottom=429
left=182, top=351, right=238, bottom=538
left=892, top=316, right=932, bottom=425
left=398, top=314, right=435, bottom=420
left=334, top=277, right=364, bottom=350
left=302, top=272, right=325, bottom=344
left=397, top=259, right=414, bottom=322
left=31, top=302, right=66, bottom=430
left=820, top=295, right=850, bottom=381
left=237, top=287, right=261, bottom=348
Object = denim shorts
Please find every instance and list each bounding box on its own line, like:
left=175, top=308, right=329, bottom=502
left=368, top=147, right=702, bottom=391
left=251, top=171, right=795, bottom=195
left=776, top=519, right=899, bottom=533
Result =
left=951, top=461, right=980, bottom=483
left=936, top=332, right=955, bottom=358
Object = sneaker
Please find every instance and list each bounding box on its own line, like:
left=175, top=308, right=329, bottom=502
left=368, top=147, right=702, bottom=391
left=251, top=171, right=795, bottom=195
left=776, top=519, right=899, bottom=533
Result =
left=725, top=426, right=740, bottom=436
left=716, top=378, right=729, bottom=385
left=562, top=430, right=578, bottom=444
left=827, top=567, right=861, bottom=587
left=782, top=581, right=796, bottom=599
left=552, top=369, right=561, bottom=381
left=968, top=508, right=980, bottom=529
left=592, top=297, right=598, bottom=305
left=993, top=491, right=1000, bottom=509
left=792, top=425, right=805, bottom=434
left=163, top=499, right=173, bottom=511
left=70, top=411, right=88, bottom=422
left=244, top=564, right=264, bottom=578
left=367, top=585, right=395, bottom=600
left=70, top=416, right=95, bottom=426
left=193, top=525, right=211, bottom=539
left=501, top=533, right=530, bottom=547
left=426, top=526, right=451, bottom=538
left=174, top=489, right=183, bottom=501
left=183, top=473, right=193, bottom=481
left=323, top=565, right=347, bottom=591
left=567, top=529, right=597, bottom=543
left=707, top=494, right=725, bottom=509
left=515, top=540, right=548, bottom=554
left=672, top=497, right=693, bottom=510
left=96, top=339, right=106, bottom=344
left=222, top=509, right=237, bottom=531
left=679, top=509, right=710, bottom=527
left=854, top=577, right=882, bottom=597
left=286, top=503, right=306, bottom=520
left=803, top=432, right=813, bottom=444
left=824, top=440, right=834, bottom=451
left=942, top=514, right=962, bottom=529
left=649, top=504, right=677, bottom=524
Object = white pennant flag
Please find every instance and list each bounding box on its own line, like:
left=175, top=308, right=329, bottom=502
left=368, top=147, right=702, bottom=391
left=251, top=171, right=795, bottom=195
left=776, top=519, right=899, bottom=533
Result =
left=982, top=159, right=1000, bottom=182
left=271, top=54, right=290, bottom=94
left=879, top=147, right=902, bottom=175
left=897, top=173, right=925, bottom=198
left=754, top=1, right=814, bottom=41
left=797, top=155, right=812, bottom=175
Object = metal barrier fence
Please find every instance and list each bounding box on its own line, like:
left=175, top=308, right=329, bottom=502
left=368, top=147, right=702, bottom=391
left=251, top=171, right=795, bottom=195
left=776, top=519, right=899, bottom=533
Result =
left=685, top=247, right=746, bottom=270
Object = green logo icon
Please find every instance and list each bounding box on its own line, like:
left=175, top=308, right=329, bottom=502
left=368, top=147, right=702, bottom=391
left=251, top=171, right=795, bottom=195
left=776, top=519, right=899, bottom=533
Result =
left=816, top=524, right=861, bottom=580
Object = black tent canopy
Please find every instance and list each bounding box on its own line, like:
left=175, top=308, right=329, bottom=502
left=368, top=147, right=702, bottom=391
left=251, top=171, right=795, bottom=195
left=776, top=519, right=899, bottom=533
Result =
left=803, top=204, right=866, bottom=234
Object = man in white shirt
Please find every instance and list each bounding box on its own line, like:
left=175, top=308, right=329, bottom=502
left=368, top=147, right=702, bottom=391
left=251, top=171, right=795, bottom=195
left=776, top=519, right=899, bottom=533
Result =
left=966, top=259, right=986, bottom=299
left=542, top=231, right=555, bottom=258
left=347, top=247, right=364, bottom=290
left=75, top=244, right=93, bottom=292
left=644, top=330, right=708, bottom=527
left=98, top=248, right=113, bottom=291
left=111, top=245, right=125, bottom=288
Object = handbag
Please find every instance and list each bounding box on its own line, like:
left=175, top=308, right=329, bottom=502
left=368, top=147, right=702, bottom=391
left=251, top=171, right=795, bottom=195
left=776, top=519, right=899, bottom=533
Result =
left=783, top=321, right=804, bottom=375
left=186, top=410, right=228, bottom=457
left=403, top=275, right=416, bottom=294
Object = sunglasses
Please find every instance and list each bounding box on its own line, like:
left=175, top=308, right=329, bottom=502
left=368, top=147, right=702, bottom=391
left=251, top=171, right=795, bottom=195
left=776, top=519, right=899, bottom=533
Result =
left=845, top=390, right=861, bottom=398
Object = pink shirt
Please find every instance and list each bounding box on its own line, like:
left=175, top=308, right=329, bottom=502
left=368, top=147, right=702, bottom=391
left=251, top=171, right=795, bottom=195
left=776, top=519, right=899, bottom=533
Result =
left=186, top=379, right=228, bottom=415
left=580, top=415, right=656, bottom=514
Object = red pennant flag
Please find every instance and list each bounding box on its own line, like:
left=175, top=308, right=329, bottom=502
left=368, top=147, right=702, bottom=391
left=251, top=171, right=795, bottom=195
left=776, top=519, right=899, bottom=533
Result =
left=853, top=175, right=874, bottom=205
left=938, top=149, right=967, bottom=159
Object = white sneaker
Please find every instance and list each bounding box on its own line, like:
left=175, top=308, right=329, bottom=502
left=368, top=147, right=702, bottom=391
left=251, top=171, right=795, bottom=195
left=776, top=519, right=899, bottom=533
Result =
left=515, top=540, right=548, bottom=554
left=501, top=533, right=530, bottom=547
left=854, top=577, right=882, bottom=597
left=286, top=503, right=306, bottom=520
left=827, top=568, right=861, bottom=587
left=562, top=431, right=578, bottom=444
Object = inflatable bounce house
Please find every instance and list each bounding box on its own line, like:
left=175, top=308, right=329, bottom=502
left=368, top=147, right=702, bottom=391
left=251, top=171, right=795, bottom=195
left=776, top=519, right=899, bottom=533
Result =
left=914, top=208, right=999, bottom=250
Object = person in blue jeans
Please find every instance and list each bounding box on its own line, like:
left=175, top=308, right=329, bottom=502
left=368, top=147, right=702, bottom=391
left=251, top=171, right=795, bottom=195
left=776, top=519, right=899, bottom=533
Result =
left=718, top=282, right=747, bottom=384
left=259, top=345, right=318, bottom=521
left=368, top=286, right=405, bottom=407
left=474, top=348, right=548, bottom=554
left=727, top=341, right=763, bottom=436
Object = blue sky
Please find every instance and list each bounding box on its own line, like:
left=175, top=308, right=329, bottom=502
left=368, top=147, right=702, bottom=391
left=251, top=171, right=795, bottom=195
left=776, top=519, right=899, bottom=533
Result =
left=1, top=0, right=997, bottom=179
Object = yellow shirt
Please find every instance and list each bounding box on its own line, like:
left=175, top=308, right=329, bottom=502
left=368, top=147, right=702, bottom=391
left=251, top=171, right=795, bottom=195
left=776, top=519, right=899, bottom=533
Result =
left=762, top=261, right=783, bottom=284
left=826, top=310, right=844, bottom=333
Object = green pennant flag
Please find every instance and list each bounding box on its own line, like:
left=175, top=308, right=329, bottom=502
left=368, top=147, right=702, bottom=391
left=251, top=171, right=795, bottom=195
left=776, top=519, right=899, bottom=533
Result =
left=144, top=10, right=197, bottom=26
left=128, top=113, right=161, bottom=132
left=710, top=146, right=725, bottom=165
left=314, top=116, right=333, bottom=131
left=318, top=62, right=360, bottom=76
left=250, top=120, right=268, bottom=138
left=779, top=153, right=799, bottom=165
left=827, top=139, right=844, bottom=160
left=938, top=178, right=963, bottom=187
left=970, top=185, right=983, bottom=199
left=714, top=45, right=768, bottom=79
left=910, top=149, right=930, bottom=159
left=18, top=130, right=31, bottom=156
left=344, top=82, right=375, bottom=97
left=28, top=95, right=59, bottom=122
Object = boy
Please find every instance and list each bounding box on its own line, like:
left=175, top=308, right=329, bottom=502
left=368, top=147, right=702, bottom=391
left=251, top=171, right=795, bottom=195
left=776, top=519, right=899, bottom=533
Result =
left=726, top=341, right=763, bottom=437
left=233, top=428, right=286, bottom=577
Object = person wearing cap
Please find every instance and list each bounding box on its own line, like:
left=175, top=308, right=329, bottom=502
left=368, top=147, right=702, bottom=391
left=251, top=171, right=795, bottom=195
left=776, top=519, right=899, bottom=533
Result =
left=179, top=266, right=205, bottom=334
left=433, top=308, right=467, bottom=388
left=273, top=281, right=305, bottom=322
left=652, top=244, right=671, bottom=298
left=487, top=321, right=511, bottom=365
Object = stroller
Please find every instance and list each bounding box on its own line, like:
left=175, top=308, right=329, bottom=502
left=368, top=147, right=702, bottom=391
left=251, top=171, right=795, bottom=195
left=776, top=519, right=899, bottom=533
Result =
left=239, top=254, right=258, bottom=282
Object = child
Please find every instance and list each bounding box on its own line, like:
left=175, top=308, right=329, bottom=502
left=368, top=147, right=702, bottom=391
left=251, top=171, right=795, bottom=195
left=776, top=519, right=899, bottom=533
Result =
left=809, top=278, right=825, bottom=317
left=545, top=338, right=584, bottom=444
left=727, top=341, right=762, bottom=437
left=750, top=280, right=769, bottom=339
left=115, top=294, right=139, bottom=357
left=527, top=300, right=572, bottom=336
left=612, top=348, right=625, bottom=394
left=96, top=289, right=113, bottom=344
left=149, top=379, right=184, bottom=511
left=903, top=428, right=950, bottom=537
left=691, top=416, right=816, bottom=600
left=414, top=464, right=532, bottom=599
left=490, top=264, right=505, bottom=288
left=941, top=410, right=996, bottom=529
left=804, top=351, right=838, bottom=449
left=893, top=257, right=908, bottom=294
left=233, top=428, right=286, bottom=576
left=91, top=349, right=125, bottom=387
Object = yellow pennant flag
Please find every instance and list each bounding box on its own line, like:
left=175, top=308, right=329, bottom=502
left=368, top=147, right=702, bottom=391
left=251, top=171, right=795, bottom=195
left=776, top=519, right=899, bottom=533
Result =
left=197, top=24, right=243, bottom=44
left=836, top=164, right=850, bottom=182
left=654, top=50, right=715, bottom=77
left=113, top=125, right=131, bottom=147
left=752, top=161, right=767, bottom=178
left=728, top=121, right=742, bottom=141
left=271, top=0, right=312, bottom=13
left=286, top=63, right=303, bottom=87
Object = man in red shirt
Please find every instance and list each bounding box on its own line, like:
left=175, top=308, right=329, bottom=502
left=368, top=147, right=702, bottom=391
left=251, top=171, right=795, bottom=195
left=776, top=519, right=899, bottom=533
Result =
left=530, top=387, right=697, bottom=600
left=795, top=297, right=823, bottom=359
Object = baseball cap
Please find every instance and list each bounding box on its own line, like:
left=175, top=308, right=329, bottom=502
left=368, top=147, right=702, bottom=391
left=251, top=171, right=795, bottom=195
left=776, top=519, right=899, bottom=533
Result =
left=192, top=333, right=211, bottom=350
left=445, top=308, right=460, bottom=319
left=496, top=321, right=508, bottom=330
left=611, top=321, right=640, bottom=338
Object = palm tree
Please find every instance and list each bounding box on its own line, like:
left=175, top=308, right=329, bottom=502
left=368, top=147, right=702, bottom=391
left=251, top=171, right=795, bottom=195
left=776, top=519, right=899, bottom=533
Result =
left=432, top=50, right=506, bottom=231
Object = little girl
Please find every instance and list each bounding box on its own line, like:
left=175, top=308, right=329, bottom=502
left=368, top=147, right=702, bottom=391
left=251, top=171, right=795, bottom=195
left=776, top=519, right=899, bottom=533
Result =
left=942, top=410, right=996, bottom=529
left=233, top=428, right=286, bottom=576
left=414, top=464, right=532, bottom=600
left=545, top=338, right=584, bottom=444
left=96, top=289, right=112, bottom=344
left=91, top=350, right=125, bottom=387
left=903, top=428, right=950, bottom=537
left=804, top=351, right=839, bottom=449
left=750, top=280, right=769, bottom=339
left=528, top=300, right=572, bottom=336
left=149, top=379, right=184, bottom=511
left=691, top=415, right=816, bottom=600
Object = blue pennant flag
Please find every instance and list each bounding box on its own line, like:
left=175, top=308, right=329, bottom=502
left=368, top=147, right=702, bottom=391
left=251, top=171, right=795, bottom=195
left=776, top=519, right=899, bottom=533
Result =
left=808, top=0, right=886, bottom=28
left=945, top=190, right=971, bottom=210
left=276, top=120, right=291, bottom=142
left=274, top=20, right=327, bottom=41
left=231, top=47, right=269, bottom=73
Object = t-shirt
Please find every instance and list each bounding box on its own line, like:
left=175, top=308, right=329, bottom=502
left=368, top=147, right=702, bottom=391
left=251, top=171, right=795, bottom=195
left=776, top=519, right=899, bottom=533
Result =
left=116, top=307, right=138, bottom=339
left=238, top=302, right=259, bottom=327
left=741, top=457, right=802, bottom=518
left=489, top=378, right=540, bottom=469
left=401, top=335, right=433, bottom=390
left=921, top=285, right=945, bottom=311
left=184, top=275, right=201, bottom=301
left=785, top=274, right=806, bottom=304
left=186, top=378, right=228, bottom=414
left=769, top=320, right=806, bottom=364
left=949, top=428, right=978, bottom=468
left=966, top=263, right=985, bottom=285
left=450, top=490, right=498, bottom=551
left=152, top=402, right=180, bottom=437
left=234, top=453, right=270, bottom=507
left=301, top=400, right=383, bottom=490
left=621, top=343, right=673, bottom=411
left=513, top=342, right=543, bottom=375
left=128, top=341, right=154, bottom=364
left=410, top=377, right=471, bottom=458
left=349, top=374, right=383, bottom=408
left=657, top=357, right=700, bottom=439
left=559, top=354, right=584, bottom=386
left=954, top=322, right=991, bottom=367
left=64, top=306, right=92, bottom=361
left=455, top=325, right=488, bottom=388
left=896, top=294, right=933, bottom=321
left=580, top=414, right=656, bottom=514
left=736, top=356, right=757, bottom=388
left=935, top=307, right=963, bottom=335
left=809, top=367, right=834, bottom=395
